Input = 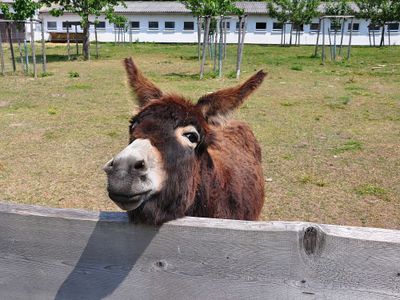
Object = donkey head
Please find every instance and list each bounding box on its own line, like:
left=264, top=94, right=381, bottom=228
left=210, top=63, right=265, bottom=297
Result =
left=104, top=58, right=266, bottom=219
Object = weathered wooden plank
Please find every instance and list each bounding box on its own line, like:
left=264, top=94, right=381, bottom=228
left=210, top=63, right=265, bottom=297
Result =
left=0, top=202, right=399, bottom=300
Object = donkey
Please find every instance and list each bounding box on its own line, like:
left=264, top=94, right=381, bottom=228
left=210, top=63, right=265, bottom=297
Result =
left=104, top=58, right=266, bottom=225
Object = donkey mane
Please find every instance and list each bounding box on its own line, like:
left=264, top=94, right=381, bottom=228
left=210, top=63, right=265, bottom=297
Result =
left=104, top=58, right=266, bottom=225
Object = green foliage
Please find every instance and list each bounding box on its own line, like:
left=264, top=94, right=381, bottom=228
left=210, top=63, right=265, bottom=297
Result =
left=40, top=0, right=126, bottom=59
left=0, top=0, right=40, bottom=23
left=325, top=0, right=352, bottom=30
left=180, top=0, right=243, bottom=17
left=353, top=0, right=400, bottom=26
left=266, top=0, right=321, bottom=25
left=108, top=14, right=128, bottom=29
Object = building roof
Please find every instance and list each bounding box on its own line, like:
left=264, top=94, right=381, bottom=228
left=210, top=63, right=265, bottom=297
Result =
left=39, top=1, right=270, bottom=15
left=39, top=2, right=360, bottom=16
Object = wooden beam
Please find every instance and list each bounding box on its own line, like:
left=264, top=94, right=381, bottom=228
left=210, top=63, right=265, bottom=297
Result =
left=0, top=202, right=399, bottom=299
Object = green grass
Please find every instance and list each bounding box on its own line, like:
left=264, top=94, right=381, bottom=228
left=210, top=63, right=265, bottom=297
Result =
left=355, top=184, right=389, bottom=201
left=0, top=42, right=399, bottom=229
left=333, top=140, right=363, bottom=154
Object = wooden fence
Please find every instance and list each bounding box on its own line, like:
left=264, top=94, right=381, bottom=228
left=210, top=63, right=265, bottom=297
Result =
left=0, top=202, right=399, bottom=299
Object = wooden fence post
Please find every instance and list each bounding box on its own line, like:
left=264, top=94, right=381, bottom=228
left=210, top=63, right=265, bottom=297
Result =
left=0, top=26, right=5, bottom=75
left=41, top=20, right=47, bottom=73
left=66, top=21, right=70, bottom=61
left=30, top=20, right=37, bottom=78
left=7, top=23, right=16, bottom=72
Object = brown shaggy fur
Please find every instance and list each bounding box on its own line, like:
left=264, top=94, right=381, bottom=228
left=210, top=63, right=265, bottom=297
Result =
left=114, top=58, right=266, bottom=225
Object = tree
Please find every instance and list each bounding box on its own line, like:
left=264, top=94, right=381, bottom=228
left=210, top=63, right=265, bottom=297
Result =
left=353, top=0, right=400, bottom=46
left=324, top=0, right=353, bottom=58
left=40, top=0, right=126, bottom=60
left=267, top=0, right=320, bottom=46
left=180, top=0, right=243, bottom=78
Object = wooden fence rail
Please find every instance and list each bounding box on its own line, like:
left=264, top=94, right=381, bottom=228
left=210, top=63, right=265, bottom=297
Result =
left=0, top=202, right=399, bottom=299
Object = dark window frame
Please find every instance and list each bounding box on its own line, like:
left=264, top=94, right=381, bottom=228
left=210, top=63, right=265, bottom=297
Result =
left=347, top=23, right=360, bottom=32
left=148, top=21, right=159, bottom=31
left=310, top=23, right=320, bottom=32
left=131, top=21, right=140, bottom=30
left=235, top=21, right=245, bottom=32
left=255, top=22, right=267, bottom=31
left=272, top=22, right=283, bottom=31
left=183, top=21, right=194, bottom=31
left=222, top=20, right=231, bottom=30
left=93, top=21, right=106, bottom=30
left=388, top=23, right=399, bottom=32
left=62, top=21, right=81, bottom=30
left=165, top=21, right=175, bottom=30
left=47, top=21, right=57, bottom=31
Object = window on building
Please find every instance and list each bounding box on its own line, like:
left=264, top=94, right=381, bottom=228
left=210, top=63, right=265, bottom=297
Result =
left=114, top=23, right=126, bottom=30
left=330, top=22, right=342, bottom=32
left=272, top=22, right=283, bottom=31
left=131, top=21, right=140, bottom=30
left=310, top=23, right=320, bottom=32
left=347, top=23, right=360, bottom=32
left=148, top=21, right=159, bottom=30
left=388, top=22, right=399, bottom=32
left=47, top=21, right=57, bottom=31
left=183, top=21, right=194, bottom=31
left=62, top=21, right=80, bottom=30
left=222, top=21, right=230, bottom=30
left=293, top=24, right=304, bottom=32
left=93, top=21, right=106, bottom=30
left=255, top=22, right=267, bottom=31
left=165, top=21, right=175, bottom=30
left=369, top=24, right=381, bottom=31
left=235, top=21, right=245, bottom=31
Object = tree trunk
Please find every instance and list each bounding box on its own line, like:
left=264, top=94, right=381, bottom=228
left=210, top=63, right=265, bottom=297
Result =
left=82, top=22, right=90, bottom=60
left=213, top=19, right=218, bottom=72
left=236, top=15, right=247, bottom=79
left=66, top=21, right=70, bottom=61
left=218, top=17, right=223, bottom=78
left=236, top=16, right=242, bottom=77
left=41, top=20, right=47, bottom=73
left=200, top=16, right=210, bottom=80
left=7, top=23, right=16, bottom=72
left=30, top=20, right=37, bottom=78
left=95, top=23, right=99, bottom=59
left=17, top=28, right=24, bottom=73
left=380, top=25, right=385, bottom=47
left=197, top=16, right=202, bottom=61
left=289, top=23, right=293, bottom=46
left=0, top=28, right=5, bottom=75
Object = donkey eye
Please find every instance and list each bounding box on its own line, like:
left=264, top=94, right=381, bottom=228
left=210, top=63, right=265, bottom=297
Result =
left=183, top=132, right=200, bottom=144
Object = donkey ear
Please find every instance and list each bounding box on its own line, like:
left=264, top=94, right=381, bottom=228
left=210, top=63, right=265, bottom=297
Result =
left=196, top=70, right=266, bottom=123
left=124, top=57, right=163, bottom=107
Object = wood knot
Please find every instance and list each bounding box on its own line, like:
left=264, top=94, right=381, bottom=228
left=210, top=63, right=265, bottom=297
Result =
left=154, top=260, right=167, bottom=269
left=303, top=226, right=323, bottom=256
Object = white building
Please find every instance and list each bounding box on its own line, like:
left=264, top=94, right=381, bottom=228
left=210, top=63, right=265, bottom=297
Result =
left=35, top=1, right=400, bottom=46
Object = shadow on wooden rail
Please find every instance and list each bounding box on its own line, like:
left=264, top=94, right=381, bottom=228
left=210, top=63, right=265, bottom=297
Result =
left=0, top=202, right=399, bottom=299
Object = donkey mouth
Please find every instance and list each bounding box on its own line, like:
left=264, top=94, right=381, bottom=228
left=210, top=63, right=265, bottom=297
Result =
left=108, top=191, right=150, bottom=211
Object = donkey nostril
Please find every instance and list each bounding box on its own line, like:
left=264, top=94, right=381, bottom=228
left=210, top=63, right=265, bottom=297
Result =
left=134, top=160, right=145, bottom=170
left=103, top=159, right=114, bottom=173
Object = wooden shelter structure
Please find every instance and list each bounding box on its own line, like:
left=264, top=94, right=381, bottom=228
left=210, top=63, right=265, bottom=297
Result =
left=0, top=202, right=399, bottom=299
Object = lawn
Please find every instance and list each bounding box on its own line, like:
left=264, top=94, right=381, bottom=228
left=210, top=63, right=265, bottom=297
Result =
left=0, top=42, right=399, bottom=229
